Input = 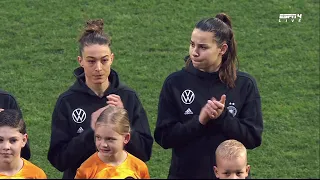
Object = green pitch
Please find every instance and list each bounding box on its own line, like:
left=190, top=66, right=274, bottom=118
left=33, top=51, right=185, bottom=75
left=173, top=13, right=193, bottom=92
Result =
left=0, top=0, right=319, bottom=178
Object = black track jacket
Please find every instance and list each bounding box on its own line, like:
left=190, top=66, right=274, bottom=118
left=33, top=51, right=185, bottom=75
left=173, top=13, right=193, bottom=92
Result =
left=47, top=67, right=153, bottom=179
left=0, top=89, right=31, bottom=160
left=154, top=62, right=263, bottom=179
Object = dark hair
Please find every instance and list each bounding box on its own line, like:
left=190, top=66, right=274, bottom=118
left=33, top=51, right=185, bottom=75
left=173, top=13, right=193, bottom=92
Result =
left=0, top=109, right=26, bottom=134
left=78, top=19, right=112, bottom=57
left=187, top=13, right=238, bottom=88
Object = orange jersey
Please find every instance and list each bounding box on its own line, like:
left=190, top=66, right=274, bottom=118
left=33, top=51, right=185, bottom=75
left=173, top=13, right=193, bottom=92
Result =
left=0, top=158, right=47, bottom=179
left=75, top=152, right=150, bottom=179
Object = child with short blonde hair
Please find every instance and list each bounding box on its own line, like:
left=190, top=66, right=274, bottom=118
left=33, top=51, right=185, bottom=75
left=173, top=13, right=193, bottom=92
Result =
left=75, top=105, right=150, bottom=179
left=0, top=109, right=47, bottom=179
left=214, top=139, right=250, bottom=179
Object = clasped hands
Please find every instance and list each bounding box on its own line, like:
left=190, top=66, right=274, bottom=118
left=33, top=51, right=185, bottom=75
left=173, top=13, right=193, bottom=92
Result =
left=199, top=94, right=226, bottom=125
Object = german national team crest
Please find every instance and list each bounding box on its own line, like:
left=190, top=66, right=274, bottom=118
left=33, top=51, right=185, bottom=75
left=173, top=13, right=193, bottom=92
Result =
left=227, top=102, right=237, bottom=117
left=72, top=108, right=86, bottom=123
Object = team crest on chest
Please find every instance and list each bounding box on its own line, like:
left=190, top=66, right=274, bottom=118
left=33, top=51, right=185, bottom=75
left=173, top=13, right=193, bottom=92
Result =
left=181, top=89, right=195, bottom=105
left=72, top=108, right=86, bottom=123
left=227, top=102, right=237, bottom=117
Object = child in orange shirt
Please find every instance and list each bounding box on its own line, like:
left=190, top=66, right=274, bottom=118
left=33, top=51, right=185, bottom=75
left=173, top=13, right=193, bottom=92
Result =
left=75, top=105, right=150, bottom=179
left=0, top=109, right=47, bottom=179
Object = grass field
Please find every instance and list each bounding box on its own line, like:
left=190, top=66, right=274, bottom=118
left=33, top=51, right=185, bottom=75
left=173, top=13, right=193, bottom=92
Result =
left=0, top=0, right=319, bottom=178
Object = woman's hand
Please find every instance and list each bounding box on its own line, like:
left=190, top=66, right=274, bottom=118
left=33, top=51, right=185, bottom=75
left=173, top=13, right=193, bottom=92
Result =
left=91, top=106, right=108, bottom=130
left=199, top=94, right=226, bottom=125
left=106, top=94, right=124, bottom=108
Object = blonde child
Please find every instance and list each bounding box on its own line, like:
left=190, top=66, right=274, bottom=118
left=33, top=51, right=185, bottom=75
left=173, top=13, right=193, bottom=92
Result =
left=0, top=109, right=47, bottom=179
left=75, top=105, right=150, bottom=179
left=214, top=139, right=250, bottom=179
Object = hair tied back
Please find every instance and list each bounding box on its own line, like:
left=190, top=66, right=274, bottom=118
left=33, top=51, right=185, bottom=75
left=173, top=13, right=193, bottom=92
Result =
left=215, top=13, right=232, bottom=29
left=85, top=19, right=104, bottom=34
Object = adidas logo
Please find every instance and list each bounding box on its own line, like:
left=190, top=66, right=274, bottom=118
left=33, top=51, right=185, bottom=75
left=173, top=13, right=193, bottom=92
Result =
left=184, top=108, right=193, bottom=115
left=77, top=127, right=84, bottom=134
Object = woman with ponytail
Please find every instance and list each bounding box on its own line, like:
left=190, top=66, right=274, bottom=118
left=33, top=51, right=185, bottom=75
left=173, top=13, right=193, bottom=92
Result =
left=154, top=13, right=263, bottom=179
left=47, top=19, right=153, bottom=179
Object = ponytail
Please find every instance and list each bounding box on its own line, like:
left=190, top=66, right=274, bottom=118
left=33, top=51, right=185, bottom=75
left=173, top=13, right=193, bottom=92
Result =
left=216, top=13, right=238, bottom=88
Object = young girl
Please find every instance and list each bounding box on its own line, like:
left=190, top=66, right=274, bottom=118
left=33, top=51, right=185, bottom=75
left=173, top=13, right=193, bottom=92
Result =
left=154, top=13, right=263, bottom=179
left=75, top=105, right=150, bottom=179
left=0, top=109, right=47, bottom=179
left=0, top=89, right=31, bottom=160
